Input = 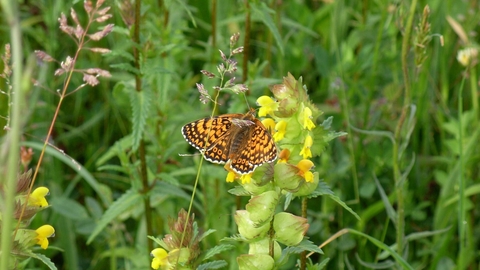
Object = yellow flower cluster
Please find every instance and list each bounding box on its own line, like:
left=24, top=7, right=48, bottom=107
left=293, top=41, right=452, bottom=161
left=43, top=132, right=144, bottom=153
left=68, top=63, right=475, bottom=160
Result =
left=256, top=96, right=317, bottom=183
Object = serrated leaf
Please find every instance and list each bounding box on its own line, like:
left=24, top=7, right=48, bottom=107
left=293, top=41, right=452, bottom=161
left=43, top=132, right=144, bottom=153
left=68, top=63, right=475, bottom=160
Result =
left=110, top=63, right=140, bottom=74
left=228, top=185, right=251, bottom=196
left=281, top=239, right=322, bottom=256
left=221, top=234, right=247, bottom=242
left=197, top=260, right=228, bottom=270
left=105, top=48, right=135, bottom=61
left=87, top=188, right=142, bottom=244
left=31, top=253, right=58, bottom=270
left=315, top=258, right=331, bottom=269
left=323, top=130, right=348, bottom=142
left=142, top=58, right=173, bottom=76
left=129, top=87, right=152, bottom=151
left=203, top=244, right=235, bottom=260
left=320, top=117, right=333, bottom=129
left=296, top=239, right=323, bottom=254
left=199, top=229, right=217, bottom=242
left=251, top=2, right=284, bottom=55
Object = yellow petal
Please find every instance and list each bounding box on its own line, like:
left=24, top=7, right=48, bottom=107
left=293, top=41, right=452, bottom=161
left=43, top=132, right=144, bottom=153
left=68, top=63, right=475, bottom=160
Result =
left=241, top=173, right=252, bottom=184
left=35, top=225, right=55, bottom=249
left=256, top=95, right=275, bottom=106
left=299, top=147, right=312, bottom=159
left=273, top=120, right=287, bottom=142
left=29, top=187, right=50, bottom=207
left=256, top=96, right=278, bottom=117
left=151, top=248, right=168, bottom=269
left=303, top=171, right=314, bottom=182
left=296, top=159, right=314, bottom=172
left=302, top=107, right=316, bottom=130
left=299, top=135, right=313, bottom=159
left=261, top=118, right=276, bottom=133
left=226, top=171, right=236, bottom=183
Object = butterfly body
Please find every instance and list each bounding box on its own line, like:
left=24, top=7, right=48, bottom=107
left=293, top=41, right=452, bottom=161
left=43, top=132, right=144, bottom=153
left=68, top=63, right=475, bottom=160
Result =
left=182, top=110, right=277, bottom=174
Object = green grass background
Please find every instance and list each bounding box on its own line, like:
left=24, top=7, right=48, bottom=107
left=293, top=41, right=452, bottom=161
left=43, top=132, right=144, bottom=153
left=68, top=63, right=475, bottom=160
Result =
left=1, top=0, right=479, bottom=269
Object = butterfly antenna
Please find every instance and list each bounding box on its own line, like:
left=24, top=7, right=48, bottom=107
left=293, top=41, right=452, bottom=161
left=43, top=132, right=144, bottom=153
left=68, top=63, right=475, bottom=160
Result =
left=242, top=92, right=252, bottom=111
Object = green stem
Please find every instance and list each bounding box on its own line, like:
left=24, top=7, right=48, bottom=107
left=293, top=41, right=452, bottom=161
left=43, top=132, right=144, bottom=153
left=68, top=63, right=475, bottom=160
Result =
left=242, top=0, right=250, bottom=83
left=0, top=0, right=22, bottom=268
left=457, top=69, right=467, bottom=270
left=394, top=0, right=417, bottom=256
left=299, top=197, right=307, bottom=270
left=132, top=0, right=153, bottom=253
left=470, top=65, right=478, bottom=119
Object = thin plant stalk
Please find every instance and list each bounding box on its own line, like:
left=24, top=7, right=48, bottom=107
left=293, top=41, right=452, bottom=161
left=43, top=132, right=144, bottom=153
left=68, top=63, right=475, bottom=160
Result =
left=0, top=0, right=23, bottom=268
left=242, top=0, right=250, bottom=83
left=470, top=65, right=478, bottom=119
left=395, top=0, right=418, bottom=256
left=132, top=0, right=154, bottom=253
left=457, top=69, right=467, bottom=270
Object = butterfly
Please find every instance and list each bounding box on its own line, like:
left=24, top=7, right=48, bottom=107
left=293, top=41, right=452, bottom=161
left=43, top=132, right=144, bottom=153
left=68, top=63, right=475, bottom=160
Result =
left=181, top=109, right=278, bottom=174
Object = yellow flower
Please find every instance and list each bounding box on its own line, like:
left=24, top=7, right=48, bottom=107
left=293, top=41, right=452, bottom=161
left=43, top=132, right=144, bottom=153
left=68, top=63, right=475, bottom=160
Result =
left=226, top=171, right=236, bottom=183
left=301, top=107, right=316, bottom=130
left=261, top=118, right=276, bottom=134
left=256, top=96, right=278, bottom=117
left=296, top=159, right=314, bottom=183
left=273, top=120, right=287, bottom=142
left=241, top=173, right=252, bottom=184
left=299, top=135, right=313, bottom=159
left=151, top=248, right=168, bottom=269
left=457, top=48, right=478, bottom=66
left=35, top=225, right=55, bottom=249
left=29, top=187, right=49, bottom=207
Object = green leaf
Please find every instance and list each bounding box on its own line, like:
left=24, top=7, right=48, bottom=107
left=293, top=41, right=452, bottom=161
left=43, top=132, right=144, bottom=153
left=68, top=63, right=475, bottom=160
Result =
left=110, top=63, right=140, bottom=74
left=203, top=244, right=235, bottom=260
left=347, top=229, right=414, bottom=269
left=22, top=141, right=111, bottom=207
left=356, top=254, right=396, bottom=269
left=105, top=48, right=135, bottom=61
left=87, top=188, right=142, bottom=244
left=50, top=197, right=90, bottom=220
left=199, top=229, right=217, bottom=242
left=373, top=174, right=397, bottom=226
left=197, top=260, right=228, bottom=270
left=309, top=181, right=360, bottom=220
left=251, top=2, right=284, bottom=55
left=315, top=258, right=331, bottom=269
left=228, top=185, right=251, bottom=196
left=129, top=87, right=153, bottom=151
left=95, top=135, right=133, bottom=166
left=282, top=239, right=321, bottom=254
left=31, top=253, right=58, bottom=270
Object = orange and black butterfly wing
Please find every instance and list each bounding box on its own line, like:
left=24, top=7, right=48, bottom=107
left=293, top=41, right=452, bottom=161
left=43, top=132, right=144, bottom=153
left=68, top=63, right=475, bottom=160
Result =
left=230, top=118, right=278, bottom=174
left=182, top=114, right=242, bottom=164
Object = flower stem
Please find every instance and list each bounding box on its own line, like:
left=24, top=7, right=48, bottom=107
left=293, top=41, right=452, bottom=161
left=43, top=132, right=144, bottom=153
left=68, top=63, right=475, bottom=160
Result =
left=0, top=0, right=23, bottom=267
left=395, top=0, right=418, bottom=256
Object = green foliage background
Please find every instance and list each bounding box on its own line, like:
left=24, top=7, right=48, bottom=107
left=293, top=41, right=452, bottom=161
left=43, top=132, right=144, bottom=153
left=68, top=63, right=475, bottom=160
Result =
left=1, top=0, right=479, bottom=269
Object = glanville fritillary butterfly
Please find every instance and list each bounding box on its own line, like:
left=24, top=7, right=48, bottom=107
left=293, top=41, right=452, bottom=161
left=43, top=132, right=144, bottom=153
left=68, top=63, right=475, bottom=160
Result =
left=181, top=109, right=278, bottom=174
